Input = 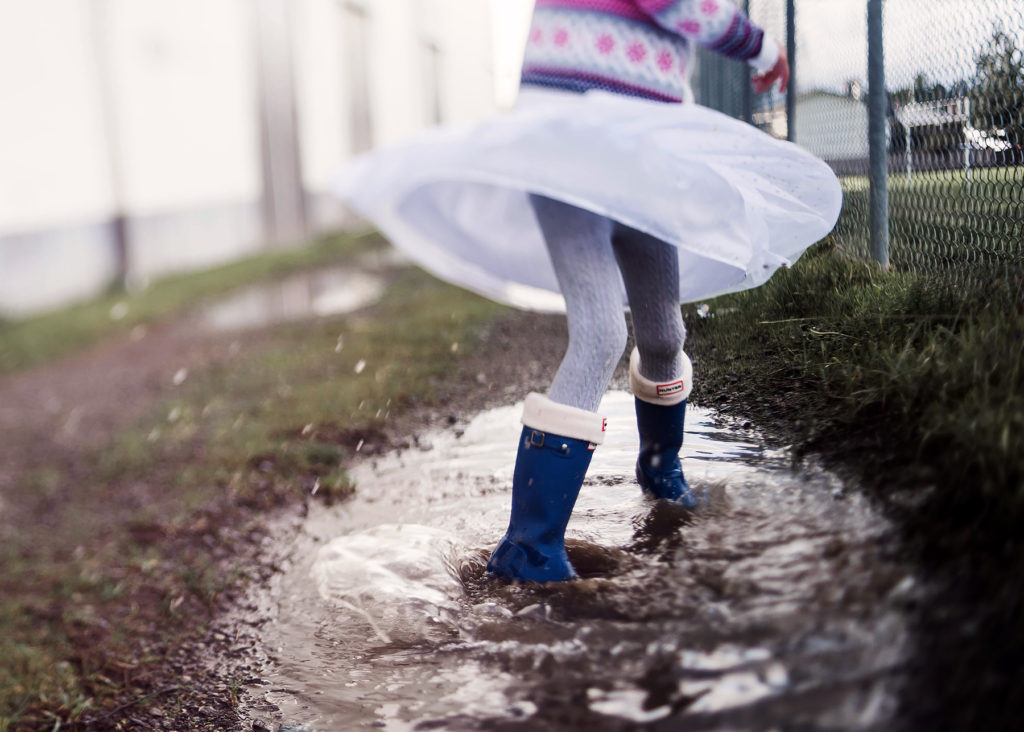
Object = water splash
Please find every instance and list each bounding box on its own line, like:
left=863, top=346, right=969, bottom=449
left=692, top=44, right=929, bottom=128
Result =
left=244, top=392, right=911, bottom=730
left=310, top=525, right=467, bottom=644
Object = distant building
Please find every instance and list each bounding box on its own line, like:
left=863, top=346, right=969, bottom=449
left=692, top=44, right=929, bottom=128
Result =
left=0, top=0, right=498, bottom=317
left=753, top=86, right=1016, bottom=177
left=892, top=97, right=1013, bottom=173
left=794, top=90, right=871, bottom=172
left=752, top=87, right=870, bottom=172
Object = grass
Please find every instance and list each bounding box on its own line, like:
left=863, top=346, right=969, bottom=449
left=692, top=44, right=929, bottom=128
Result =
left=0, top=243, right=503, bottom=728
left=836, top=166, right=1024, bottom=273
left=841, top=164, right=1023, bottom=192
left=0, top=229, right=382, bottom=376
left=692, top=239, right=1023, bottom=496
left=686, top=238, right=1024, bottom=730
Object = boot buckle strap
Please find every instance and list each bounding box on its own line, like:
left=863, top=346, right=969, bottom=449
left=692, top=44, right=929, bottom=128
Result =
left=529, top=429, right=577, bottom=457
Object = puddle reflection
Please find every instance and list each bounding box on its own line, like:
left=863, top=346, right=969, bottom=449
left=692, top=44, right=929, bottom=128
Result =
left=202, top=267, right=385, bottom=332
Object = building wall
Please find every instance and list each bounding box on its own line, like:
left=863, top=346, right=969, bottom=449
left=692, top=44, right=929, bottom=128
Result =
left=0, top=0, right=115, bottom=233
left=0, top=0, right=498, bottom=318
left=795, top=93, right=871, bottom=162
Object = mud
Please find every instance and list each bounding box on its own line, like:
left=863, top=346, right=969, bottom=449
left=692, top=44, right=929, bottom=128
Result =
left=0, top=252, right=964, bottom=730
left=240, top=393, right=912, bottom=731
left=0, top=252, right=403, bottom=730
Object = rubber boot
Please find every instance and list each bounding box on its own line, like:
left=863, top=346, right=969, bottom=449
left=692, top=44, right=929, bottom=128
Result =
left=487, top=393, right=607, bottom=583
left=629, top=348, right=703, bottom=509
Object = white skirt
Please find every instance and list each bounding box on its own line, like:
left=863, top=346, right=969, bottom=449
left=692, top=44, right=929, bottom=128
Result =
left=332, top=89, right=843, bottom=313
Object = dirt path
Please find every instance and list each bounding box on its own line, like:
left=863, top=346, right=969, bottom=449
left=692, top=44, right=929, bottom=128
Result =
left=1, top=318, right=219, bottom=475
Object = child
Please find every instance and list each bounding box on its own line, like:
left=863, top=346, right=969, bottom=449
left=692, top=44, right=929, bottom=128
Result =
left=335, top=0, right=841, bottom=583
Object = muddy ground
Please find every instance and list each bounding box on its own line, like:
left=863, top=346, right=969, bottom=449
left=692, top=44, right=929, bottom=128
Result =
left=0, top=285, right=576, bottom=730
left=0, top=262, right=1009, bottom=730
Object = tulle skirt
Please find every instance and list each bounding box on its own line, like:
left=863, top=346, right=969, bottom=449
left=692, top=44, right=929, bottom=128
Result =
left=332, top=89, right=843, bottom=313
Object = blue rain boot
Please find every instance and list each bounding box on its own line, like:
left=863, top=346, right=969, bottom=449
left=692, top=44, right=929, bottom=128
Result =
left=629, top=348, right=703, bottom=509
left=487, top=394, right=607, bottom=583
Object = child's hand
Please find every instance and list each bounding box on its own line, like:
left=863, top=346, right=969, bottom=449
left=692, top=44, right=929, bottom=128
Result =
left=752, top=41, right=789, bottom=94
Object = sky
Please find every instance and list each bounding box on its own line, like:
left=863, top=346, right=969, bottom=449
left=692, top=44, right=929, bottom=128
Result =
left=796, top=0, right=1023, bottom=92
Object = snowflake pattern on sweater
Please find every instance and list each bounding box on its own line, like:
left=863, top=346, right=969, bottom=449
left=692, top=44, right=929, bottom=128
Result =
left=522, top=0, right=771, bottom=103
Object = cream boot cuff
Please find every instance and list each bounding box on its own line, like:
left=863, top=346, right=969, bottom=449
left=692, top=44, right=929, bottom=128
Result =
left=629, top=348, right=693, bottom=406
left=522, top=393, right=607, bottom=446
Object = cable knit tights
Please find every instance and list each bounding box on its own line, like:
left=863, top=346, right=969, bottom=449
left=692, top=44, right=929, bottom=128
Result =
left=530, top=194, right=686, bottom=413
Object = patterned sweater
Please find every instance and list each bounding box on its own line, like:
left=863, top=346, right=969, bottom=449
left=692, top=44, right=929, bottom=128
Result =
left=521, top=0, right=779, bottom=103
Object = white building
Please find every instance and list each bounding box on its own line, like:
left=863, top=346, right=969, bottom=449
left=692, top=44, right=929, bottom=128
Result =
left=794, top=90, right=871, bottom=165
left=0, top=0, right=506, bottom=317
left=752, top=89, right=871, bottom=173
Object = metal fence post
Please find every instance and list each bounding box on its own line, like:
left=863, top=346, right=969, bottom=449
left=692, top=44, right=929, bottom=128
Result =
left=786, top=0, right=795, bottom=141
left=867, top=0, right=890, bottom=269
left=741, top=0, right=753, bottom=124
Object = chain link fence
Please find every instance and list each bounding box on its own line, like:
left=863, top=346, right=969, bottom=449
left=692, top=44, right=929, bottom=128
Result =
left=697, top=0, right=1024, bottom=281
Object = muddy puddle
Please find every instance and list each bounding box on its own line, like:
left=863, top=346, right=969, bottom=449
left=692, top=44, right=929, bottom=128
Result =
left=201, top=265, right=386, bottom=332
left=241, top=392, right=912, bottom=730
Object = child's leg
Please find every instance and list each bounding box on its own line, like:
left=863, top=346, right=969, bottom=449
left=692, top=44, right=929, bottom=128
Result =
left=530, top=195, right=628, bottom=412
left=612, top=225, right=701, bottom=507
left=610, top=226, right=685, bottom=380
left=486, top=195, right=623, bottom=583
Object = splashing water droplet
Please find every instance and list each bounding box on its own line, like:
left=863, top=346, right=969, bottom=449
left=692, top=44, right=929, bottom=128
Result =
left=172, top=368, right=189, bottom=386
left=354, top=360, right=367, bottom=374
left=451, top=342, right=460, bottom=353
left=335, top=335, right=345, bottom=353
left=356, top=439, right=365, bottom=452
left=109, top=302, right=128, bottom=321
left=167, top=407, right=182, bottom=423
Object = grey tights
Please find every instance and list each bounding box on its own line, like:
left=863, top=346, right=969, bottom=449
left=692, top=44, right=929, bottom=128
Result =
left=530, top=194, right=685, bottom=413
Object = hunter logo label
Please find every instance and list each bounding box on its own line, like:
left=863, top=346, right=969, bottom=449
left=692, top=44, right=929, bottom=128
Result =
left=657, top=380, right=684, bottom=397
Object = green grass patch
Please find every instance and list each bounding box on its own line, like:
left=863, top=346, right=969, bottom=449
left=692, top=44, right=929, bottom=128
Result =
left=98, top=265, right=503, bottom=512
left=836, top=166, right=1024, bottom=274
left=0, top=229, right=381, bottom=376
left=691, top=238, right=1024, bottom=514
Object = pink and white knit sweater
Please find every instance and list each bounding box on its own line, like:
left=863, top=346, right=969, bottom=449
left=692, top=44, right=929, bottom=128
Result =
left=521, top=0, right=779, bottom=103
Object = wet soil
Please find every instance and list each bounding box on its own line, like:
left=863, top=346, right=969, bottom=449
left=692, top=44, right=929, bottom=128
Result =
left=0, top=265, right=573, bottom=730
left=0, top=257, right=1006, bottom=729
left=0, top=259, right=395, bottom=730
